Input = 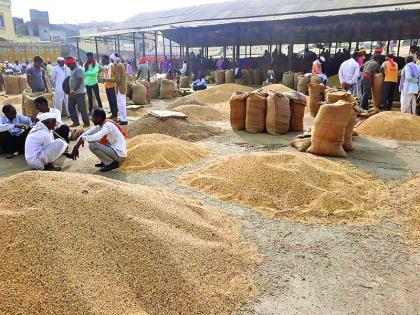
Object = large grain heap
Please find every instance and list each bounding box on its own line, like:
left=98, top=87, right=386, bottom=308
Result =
left=126, top=116, right=223, bottom=141
left=120, top=134, right=210, bottom=172
left=167, top=83, right=253, bottom=109
left=356, top=112, right=420, bottom=141
left=181, top=151, right=386, bottom=224
left=173, top=104, right=226, bottom=122
left=0, top=172, right=259, bottom=315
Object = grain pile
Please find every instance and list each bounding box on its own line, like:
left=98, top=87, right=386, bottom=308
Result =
left=120, top=134, right=210, bottom=172
left=387, top=175, right=420, bottom=242
left=355, top=112, right=420, bottom=141
left=181, top=151, right=386, bottom=224
left=257, top=83, right=294, bottom=94
left=167, top=83, right=253, bottom=109
left=126, top=116, right=223, bottom=141
left=173, top=104, right=226, bottom=122
left=0, top=172, right=259, bottom=315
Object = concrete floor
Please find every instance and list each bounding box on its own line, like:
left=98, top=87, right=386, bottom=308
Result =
left=1, top=96, right=419, bottom=314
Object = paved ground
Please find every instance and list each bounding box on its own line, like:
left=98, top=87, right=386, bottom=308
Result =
left=1, top=97, right=419, bottom=314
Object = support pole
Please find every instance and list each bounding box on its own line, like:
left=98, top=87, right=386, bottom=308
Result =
left=249, top=45, right=252, bottom=58
left=397, top=40, right=401, bottom=57
left=370, top=41, right=374, bottom=53
left=288, top=44, right=293, bottom=71
left=132, top=33, right=137, bottom=66
left=117, top=35, right=121, bottom=56
left=186, top=47, right=190, bottom=61
left=334, top=42, right=337, bottom=54
left=142, top=33, right=146, bottom=57
left=348, top=41, right=352, bottom=53
left=94, top=36, right=99, bottom=61
left=386, top=40, right=391, bottom=55
left=162, top=36, right=166, bottom=57
left=154, top=31, right=158, bottom=64
left=236, top=45, right=240, bottom=64
left=169, top=40, right=173, bottom=60
left=76, top=38, right=80, bottom=60
left=223, top=46, right=226, bottom=58
left=114, top=37, right=117, bottom=52
left=179, top=44, right=182, bottom=59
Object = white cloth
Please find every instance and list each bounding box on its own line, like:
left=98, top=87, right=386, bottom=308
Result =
left=116, top=92, right=127, bottom=122
left=25, top=122, right=68, bottom=169
left=54, top=89, right=69, bottom=114
left=180, top=62, right=187, bottom=75
left=400, top=93, right=417, bottom=114
left=13, top=64, right=22, bottom=74
left=81, top=121, right=127, bottom=158
left=36, top=108, right=62, bottom=127
left=339, top=58, right=360, bottom=85
left=51, top=65, right=70, bottom=89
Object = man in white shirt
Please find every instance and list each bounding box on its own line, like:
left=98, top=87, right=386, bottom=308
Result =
left=70, top=108, right=127, bottom=172
left=338, top=52, right=361, bottom=93
left=25, top=112, right=69, bottom=171
left=51, top=57, right=70, bottom=115
left=34, top=96, right=70, bottom=142
left=179, top=60, right=188, bottom=75
left=13, top=60, right=22, bottom=74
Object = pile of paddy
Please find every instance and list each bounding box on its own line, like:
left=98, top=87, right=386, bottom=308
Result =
left=355, top=112, right=420, bottom=141
left=181, top=151, right=386, bottom=224
left=126, top=116, right=223, bottom=141
left=0, top=172, right=259, bottom=315
left=173, top=104, right=227, bottom=122
left=167, top=83, right=253, bottom=109
left=256, top=83, right=294, bottom=94
left=120, top=134, right=210, bottom=172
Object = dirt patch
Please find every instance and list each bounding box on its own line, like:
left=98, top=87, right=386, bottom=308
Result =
left=120, top=134, right=210, bottom=172
left=356, top=112, right=420, bottom=141
left=0, top=171, right=260, bottom=315
left=126, top=116, right=223, bottom=141
left=181, top=151, right=387, bottom=224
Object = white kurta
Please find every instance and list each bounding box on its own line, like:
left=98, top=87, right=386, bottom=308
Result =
left=24, top=122, right=68, bottom=170
left=51, top=65, right=70, bottom=114
left=339, top=58, right=360, bottom=85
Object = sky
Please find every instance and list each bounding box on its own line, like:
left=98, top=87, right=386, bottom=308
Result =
left=11, top=0, right=229, bottom=24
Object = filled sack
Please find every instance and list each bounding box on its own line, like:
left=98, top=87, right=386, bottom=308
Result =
left=22, top=92, right=54, bottom=117
left=372, top=73, right=384, bottom=107
left=215, top=70, right=225, bottom=85
left=297, top=75, right=310, bottom=95
left=225, top=70, right=235, bottom=84
left=245, top=92, right=267, bottom=133
left=266, top=92, right=290, bottom=135
left=229, top=91, right=249, bottom=131
left=179, top=76, right=190, bottom=88
left=308, top=83, right=325, bottom=117
left=132, top=83, right=147, bottom=105
left=285, top=91, right=307, bottom=132
left=282, top=71, right=294, bottom=89
left=160, top=79, right=175, bottom=99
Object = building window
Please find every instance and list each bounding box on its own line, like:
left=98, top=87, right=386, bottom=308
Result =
left=0, top=15, right=5, bottom=28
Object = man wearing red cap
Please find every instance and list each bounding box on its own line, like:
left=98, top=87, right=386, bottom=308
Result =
left=65, top=57, right=90, bottom=127
left=137, top=57, right=150, bottom=81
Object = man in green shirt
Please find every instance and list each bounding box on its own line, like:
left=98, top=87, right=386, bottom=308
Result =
left=84, top=52, right=103, bottom=113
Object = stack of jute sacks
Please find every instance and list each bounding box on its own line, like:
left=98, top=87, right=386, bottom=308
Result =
left=229, top=90, right=307, bottom=135
left=127, top=78, right=175, bottom=104
left=22, top=91, right=54, bottom=116
left=4, top=75, right=28, bottom=95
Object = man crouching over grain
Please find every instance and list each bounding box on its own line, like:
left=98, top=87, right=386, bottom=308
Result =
left=25, top=113, right=69, bottom=171
left=70, top=109, right=127, bottom=172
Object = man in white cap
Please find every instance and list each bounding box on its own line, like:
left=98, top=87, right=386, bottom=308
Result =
left=110, top=53, right=128, bottom=125
left=51, top=57, right=70, bottom=115
left=24, top=112, right=69, bottom=171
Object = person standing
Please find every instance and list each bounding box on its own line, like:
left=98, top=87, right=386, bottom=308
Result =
left=162, top=56, right=171, bottom=74
left=24, top=112, right=69, bottom=171
left=111, top=53, right=128, bottom=125
left=126, top=60, right=134, bottom=77
left=399, top=55, right=420, bottom=114
left=101, top=55, right=118, bottom=120
left=34, top=96, right=70, bottom=142
left=26, top=56, right=49, bottom=93
left=360, top=54, right=381, bottom=110
left=338, top=52, right=361, bottom=93
left=379, top=54, right=399, bottom=111
left=65, top=56, right=90, bottom=127
left=51, top=57, right=70, bottom=114
left=0, top=104, right=33, bottom=159
left=70, top=108, right=127, bottom=172
left=84, top=52, right=103, bottom=113
left=13, top=60, right=22, bottom=74
left=137, top=57, right=150, bottom=81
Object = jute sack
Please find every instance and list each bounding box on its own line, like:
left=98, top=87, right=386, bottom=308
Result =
left=291, top=138, right=312, bottom=152
left=285, top=91, right=307, bottom=132
left=132, top=83, right=147, bottom=105
left=18, top=76, right=28, bottom=92
left=252, top=69, right=263, bottom=86
left=235, top=78, right=246, bottom=85
left=372, top=73, right=384, bottom=107
left=160, top=79, right=174, bottom=99
left=215, top=70, right=225, bottom=85
left=307, top=100, right=353, bottom=158
left=266, top=92, right=290, bottom=135
left=293, top=72, right=303, bottom=91
left=245, top=92, right=267, bottom=133
left=297, top=75, right=310, bottom=95
left=229, top=91, right=248, bottom=131
left=241, top=69, right=249, bottom=85
left=140, top=80, right=152, bottom=103
left=326, top=90, right=355, bottom=103
left=343, top=109, right=357, bottom=151
left=310, top=75, right=322, bottom=84
left=180, top=76, right=190, bottom=88
left=282, top=71, right=294, bottom=89
left=246, top=70, right=255, bottom=86
left=308, top=83, right=325, bottom=117
left=4, top=76, right=21, bottom=95
left=127, top=82, right=133, bottom=99
left=150, top=80, right=160, bottom=99
left=225, top=70, right=235, bottom=84
left=22, top=92, right=54, bottom=116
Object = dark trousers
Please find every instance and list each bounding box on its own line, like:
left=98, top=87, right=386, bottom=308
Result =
left=360, top=78, right=372, bottom=110
left=193, top=85, right=207, bottom=91
left=86, top=84, right=103, bottom=112
left=55, top=125, right=70, bottom=143
left=106, top=87, right=118, bottom=118
left=68, top=93, right=90, bottom=126
left=0, top=129, right=30, bottom=154
left=381, top=82, right=397, bottom=110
